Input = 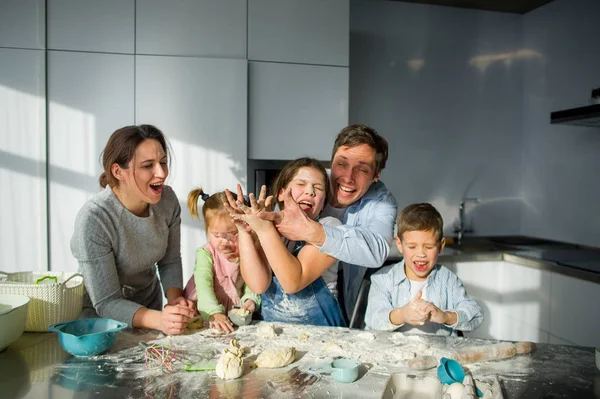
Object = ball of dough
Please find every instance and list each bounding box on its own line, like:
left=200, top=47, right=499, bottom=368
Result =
left=254, top=347, right=296, bottom=368
left=256, top=323, right=277, bottom=338
left=216, top=350, right=244, bottom=380
left=444, top=382, right=465, bottom=399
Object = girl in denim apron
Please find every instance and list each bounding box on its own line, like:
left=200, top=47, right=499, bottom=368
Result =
left=226, top=158, right=346, bottom=327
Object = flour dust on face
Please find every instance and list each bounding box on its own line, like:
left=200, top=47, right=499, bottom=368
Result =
left=207, top=212, right=240, bottom=262
left=278, top=166, right=327, bottom=221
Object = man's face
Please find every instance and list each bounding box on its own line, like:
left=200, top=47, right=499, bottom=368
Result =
left=330, top=143, right=379, bottom=208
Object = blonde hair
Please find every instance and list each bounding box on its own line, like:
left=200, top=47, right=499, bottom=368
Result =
left=187, top=188, right=237, bottom=230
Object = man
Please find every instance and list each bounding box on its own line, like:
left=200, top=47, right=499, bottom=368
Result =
left=263, top=124, right=398, bottom=321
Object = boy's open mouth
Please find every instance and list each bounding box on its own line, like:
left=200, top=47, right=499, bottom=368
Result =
left=413, top=261, right=428, bottom=271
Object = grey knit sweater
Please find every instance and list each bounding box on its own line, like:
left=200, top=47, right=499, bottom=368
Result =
left=70, top=185, right=183, bottom=326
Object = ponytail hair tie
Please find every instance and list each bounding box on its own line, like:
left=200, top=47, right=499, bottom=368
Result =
left=201, top=193, right=210, bottom=201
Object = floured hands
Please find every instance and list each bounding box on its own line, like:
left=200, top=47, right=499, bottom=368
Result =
left=410, top=290, right=456, bottom=325
left=225, top=184, right=273, bottom=233
left=209, top=312, right=235, bottom=333
left=241, top=299, right=256, bottom=313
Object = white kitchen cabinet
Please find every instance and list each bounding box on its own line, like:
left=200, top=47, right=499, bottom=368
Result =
left=248, top=61, right=349, bottom=161
left=135, top=55, right=247, bottom=284
left=47, top=0, right=134, bottom=53
left=0, top=48, right=47, bottom=272
left=136, top=0, right=246, bottom=58
left=549, top=272, right=600, bottom=347
left=248, top=0, right=349, bottom=66
left=0, top=0, right=45, bottom=49
left=447, top=260, right=551, bottom=343
left=48, top=51, right=135, bottom=272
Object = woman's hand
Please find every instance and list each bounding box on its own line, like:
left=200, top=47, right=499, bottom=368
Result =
left=225, top=184, right=274, bottom=233
left=209, top=313, right=235, bottom=333
left=167, top=295, right=195, bottom=309
left=160, top=304, right=195, bottom=335
left=241, top=299, right=256, bottom=313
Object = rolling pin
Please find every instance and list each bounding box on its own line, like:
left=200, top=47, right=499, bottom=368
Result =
left=408, top=341, right=536, bottom=370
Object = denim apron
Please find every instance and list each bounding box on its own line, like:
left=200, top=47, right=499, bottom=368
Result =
left=259, top=240, right=346, bottom=327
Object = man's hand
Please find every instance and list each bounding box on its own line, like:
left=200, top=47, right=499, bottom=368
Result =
left=257, top=188, right=325, bottom=244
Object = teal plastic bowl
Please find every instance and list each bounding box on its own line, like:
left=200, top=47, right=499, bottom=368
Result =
left=48, top=318, right=127, bottom=357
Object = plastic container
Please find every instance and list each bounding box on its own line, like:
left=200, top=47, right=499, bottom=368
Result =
left=0, top=294, right=30, bottom=351
left=48, top=318, right=127, bottom=357
left=228, top=306, right=252, bottom=326
left=308, top=358, right=360, bottom=383
left=0, top=271, right=83, bottom=331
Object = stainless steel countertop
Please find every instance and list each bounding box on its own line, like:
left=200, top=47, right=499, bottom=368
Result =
left=387, top=235, right=600, bottom=284
left=1, top=323, right=598, bottom=398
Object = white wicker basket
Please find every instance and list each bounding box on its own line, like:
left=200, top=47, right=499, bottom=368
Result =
left=0, top=271, right=84, bottom=332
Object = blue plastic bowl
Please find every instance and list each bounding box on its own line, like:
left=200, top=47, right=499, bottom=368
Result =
left=48, top=318, right=127, bottom=357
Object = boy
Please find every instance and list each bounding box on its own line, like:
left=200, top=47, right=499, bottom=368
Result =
left=364, top=203, right=483, bottom=335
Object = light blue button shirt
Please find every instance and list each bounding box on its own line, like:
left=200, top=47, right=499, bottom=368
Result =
left=365, top=260, right=484, bottom=335
left=318, top=180, right=398, bottom=318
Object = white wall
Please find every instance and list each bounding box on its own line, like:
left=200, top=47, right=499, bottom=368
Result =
left=0, top=0, right=47, bottom=273
left=521, top=0, right=600, bottom=247
left=350, top=2, right=526, bottom=237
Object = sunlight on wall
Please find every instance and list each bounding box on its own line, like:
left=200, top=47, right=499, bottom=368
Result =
left=48, top=102, right=97, bottom=273
left=49, top=101, right=98, bottom=175
left=168, top=138, right=246, bottom=289
left=469, top=49, right=544, bottom=74
left=0, top=84, right=47, bottom=272
left=0, top=85, right=45, bottom=159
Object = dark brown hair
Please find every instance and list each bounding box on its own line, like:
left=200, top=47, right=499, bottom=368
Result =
left=270, top=157, right=329, bottom=211
left=397, top=203, right=444, bottom=242
left=187, top=188, right=236, bottom=231
left=99, top=125, right=169, bottom=188
left=331, top=124, right=388, bottom=176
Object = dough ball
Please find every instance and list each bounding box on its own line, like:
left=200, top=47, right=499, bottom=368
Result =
left=444, top=382, right=465, bottom=399
left=256, top=323, right=277, bottom=338
left=216, top=350, right=244, bottom=380
left=254, top=347, right=296, bottom=368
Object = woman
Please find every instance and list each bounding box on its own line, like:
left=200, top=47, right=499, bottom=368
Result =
left=71, top=124, right=194, bottom=334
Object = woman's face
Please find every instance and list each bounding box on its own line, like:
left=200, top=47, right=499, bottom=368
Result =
left=278, top=166, right=327, bottom=220
left=117, top=139, right=168, bottom=205
left=207, top=213, right=239, bottom=262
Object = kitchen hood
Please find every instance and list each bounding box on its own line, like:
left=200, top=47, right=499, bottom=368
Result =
left=551, top=104, right=600, bottom=127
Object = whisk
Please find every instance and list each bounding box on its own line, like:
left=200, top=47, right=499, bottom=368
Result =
left=140, top=342, right=178, bottom=372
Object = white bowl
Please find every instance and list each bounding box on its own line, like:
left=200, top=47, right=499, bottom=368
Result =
left=0, top=294, right=30, bottom=351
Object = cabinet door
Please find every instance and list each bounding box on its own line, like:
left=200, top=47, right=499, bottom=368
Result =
left=497, top=261, right=551, bottom=335
left=550, top=272, right=600, bottom=347
left=0, top=48, right=47, bottom=272
left=48, top=51, right=135, bottom=272
left=248, top=61, right=349, bottom=161
left=448, top=261, right=550, bottom=343
left=0, top=0, right=45, bottom=49
left=47, top=0, right=134, bottom=53
left=136, top=0, right=246, bottom=58
left=135, top=55, right=247, bottom=284
left=447, top=261, right=504, bottom=341
left=248, top=0, right=349, bottom=66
